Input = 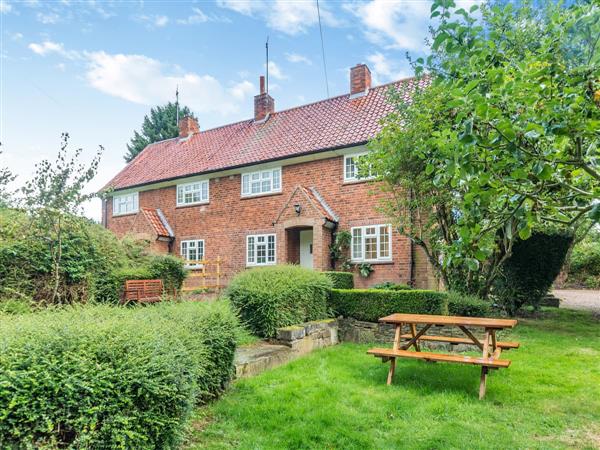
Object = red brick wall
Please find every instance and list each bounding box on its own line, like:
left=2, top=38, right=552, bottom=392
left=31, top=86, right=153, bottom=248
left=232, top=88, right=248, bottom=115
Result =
left=105, top=155, right=432, bottom=288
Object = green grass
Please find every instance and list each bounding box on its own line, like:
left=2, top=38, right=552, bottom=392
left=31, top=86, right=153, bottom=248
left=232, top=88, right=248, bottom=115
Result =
left=186, top=308, right=600, bottom=449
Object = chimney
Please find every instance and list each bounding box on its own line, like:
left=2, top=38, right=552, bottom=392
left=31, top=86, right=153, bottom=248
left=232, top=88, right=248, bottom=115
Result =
left=350, top=63, right=372, bottom=98
left=254, top=75, right=274, bottom=122
left=179, top=116, right=199, bottom=137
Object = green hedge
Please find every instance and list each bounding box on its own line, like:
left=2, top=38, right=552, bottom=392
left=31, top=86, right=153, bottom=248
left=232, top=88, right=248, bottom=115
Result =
left=371, top=281, right=412, bottom=290
left=446, top=291, right=491, bottom=317
left=228, top=265, right=332, bottom=338
left=0, top=301, right=238, bottom=448
left=323, top=271, right=354, bottom=289
left=329, top=289, right=447, bottom=322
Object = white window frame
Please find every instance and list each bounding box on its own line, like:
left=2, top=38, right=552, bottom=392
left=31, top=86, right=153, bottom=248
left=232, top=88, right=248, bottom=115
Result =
left=246, top=234, right=276, bottom=266
left=350, top=224, right=392, bottom=262
left=176, top=180, right=209, bottom=206
left=344, top=152, right=376, bottom=182
left=241, top=167, right=282, bottom=197
left=180, top=239, right=205, bottom=266
left=112, top=192, right=139, bottom=216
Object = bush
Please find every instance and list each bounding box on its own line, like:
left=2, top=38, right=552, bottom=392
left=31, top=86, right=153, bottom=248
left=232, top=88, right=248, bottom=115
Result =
left=148, top=255, right=187, bottom=294
left=92, top=266, right=153, bottom=303
left=227, top=265, right=332, bottom=338
left=371, top=281, right=412, bottom=290
left=329, top=289, right=447, bottom=322
left=446, top=291, right=491, bottom=317
left=323, top=271, right=354, bottom=289
left=568, top=231, right=600, bottom=288
left=495, top=231, right=573, bottom=315
left=0, top=301, right=239, bottom=448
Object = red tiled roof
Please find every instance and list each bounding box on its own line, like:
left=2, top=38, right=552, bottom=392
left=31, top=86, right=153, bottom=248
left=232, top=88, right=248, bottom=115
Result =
left=105, top=77, right=428, bottom=191
left=301, top=186, right=338, bottom=223
left=141, top=208, right=172, bottom=237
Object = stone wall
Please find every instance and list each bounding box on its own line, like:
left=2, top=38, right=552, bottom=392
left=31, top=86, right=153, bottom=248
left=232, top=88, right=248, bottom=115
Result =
left=274, top=318, right=339, bottom=354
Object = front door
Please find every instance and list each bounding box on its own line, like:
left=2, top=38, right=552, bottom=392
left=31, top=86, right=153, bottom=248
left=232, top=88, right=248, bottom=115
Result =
left=299, top=230, right=313, bottom=269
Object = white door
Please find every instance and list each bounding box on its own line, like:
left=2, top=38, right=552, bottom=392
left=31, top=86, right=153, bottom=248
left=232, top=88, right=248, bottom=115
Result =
left=299, top=230, right=313, bottom=269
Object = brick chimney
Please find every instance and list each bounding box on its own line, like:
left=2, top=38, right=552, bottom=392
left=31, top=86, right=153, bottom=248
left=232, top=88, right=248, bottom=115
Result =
left=350, top=63, right=371, bottom=98
left=179, top=116, right=199, bottom=137
left=254, top=75, right=274, bottom=122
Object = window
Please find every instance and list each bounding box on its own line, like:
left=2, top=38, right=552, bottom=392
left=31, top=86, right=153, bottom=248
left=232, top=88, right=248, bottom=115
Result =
left=181, top=240, right=204, bottom=263
left=177, top=180, right=209, bottom=206
left=241, top=168, right=282, bottom=197
left=112, top=192, right=138, bottom=216
left=344, top=153, right=375, bottom=181
left=350, top=225, right=391, bottom=262
left=247, top=234, right=276, bottom=266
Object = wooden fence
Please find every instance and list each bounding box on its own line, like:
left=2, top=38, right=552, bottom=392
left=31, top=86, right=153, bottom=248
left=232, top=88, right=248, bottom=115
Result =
left=181, top=256, right=223, bottom=292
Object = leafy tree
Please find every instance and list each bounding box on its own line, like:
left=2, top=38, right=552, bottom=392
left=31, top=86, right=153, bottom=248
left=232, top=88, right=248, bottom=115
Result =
left=21, top=133, right=102, bottom=303
left=0, top=149, right=16, bottom=207
left=125, top=102, right=196, bottom=162
left=370, top=0, right=599, bottom=297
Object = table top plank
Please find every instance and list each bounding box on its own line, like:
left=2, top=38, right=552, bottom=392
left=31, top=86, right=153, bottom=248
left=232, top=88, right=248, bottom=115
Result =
left=379, top=313, right=517, bottom=329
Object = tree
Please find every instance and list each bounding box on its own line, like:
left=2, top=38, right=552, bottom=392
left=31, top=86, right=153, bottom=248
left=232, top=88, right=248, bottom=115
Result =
left=370, top=0, right=599, bottom=297
left=0, top=149, right=16, bottom=207
left=124, top=102, right=196, bottom=162
left=21, top=133, right=102, bottom=304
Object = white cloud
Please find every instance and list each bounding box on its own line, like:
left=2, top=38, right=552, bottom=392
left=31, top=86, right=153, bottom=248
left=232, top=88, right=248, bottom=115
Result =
left=10, top=32, right=23, bottom=40
left=366, top=52, right=411, bottom=85
left=177, top=7, right=229, bottom=25
left=217, top=0, right=340, bottom=35
left=136, top=14, right=169, bottom=28
left=55, top=62, right=66, bottom=71
left=28, top=41, right=80, bottom=59
left=84, top=51, right=255, bottom=116
left=36, top=11, right=61, bottom=24
left=266, top=61, right=286, bottom=80
left=0, top=1, right=12, bottom=14
left=285, top=52, right=312, bottom=65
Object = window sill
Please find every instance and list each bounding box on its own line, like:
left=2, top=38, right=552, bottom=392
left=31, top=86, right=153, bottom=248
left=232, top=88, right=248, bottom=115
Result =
left=176, top=202, right=209, bottom=209
left=112, top=211, right=138, bottom=218
left=240, top=191, right=283, bottom=200
left=246, top=263, right=276, bottom=268
left=350, top=259, right=394, bottom=265
left=342, top=178, right=376, bottom=186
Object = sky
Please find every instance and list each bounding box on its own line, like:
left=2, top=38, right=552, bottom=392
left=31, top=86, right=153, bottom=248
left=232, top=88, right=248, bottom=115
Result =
left=0, top=0, right=471, bottom=220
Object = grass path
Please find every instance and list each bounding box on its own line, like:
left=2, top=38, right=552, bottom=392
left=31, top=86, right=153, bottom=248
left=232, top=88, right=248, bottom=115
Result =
left=187, top=309, right=600, bottom=449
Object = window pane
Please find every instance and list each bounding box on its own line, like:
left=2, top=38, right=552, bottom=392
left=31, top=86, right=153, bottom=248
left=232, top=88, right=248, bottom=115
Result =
left=242, top=174, right=249, bottom=194
left=267, top=235, right=275, bottom=262
left=352, top=228, right=362, bottom=260
left=365, top=236, right=377, bottom=260
left=247, top=237, right=255, bottom=263
left=257, top=242, right=266, bottom=264
left=198, top=241, right=204, bottom=260
left=251, top=181, right=260, bottom=194
left=379, top=226, right=390, bottom=258
left=181, top=242, right=187, bottom=258
left=261, top=180, right=271, bottom=192
left=272, top=169, right=280, bottom=189
left=346, top=157, right=355, bottom=179
left=202, top=181, right=208, bottom=200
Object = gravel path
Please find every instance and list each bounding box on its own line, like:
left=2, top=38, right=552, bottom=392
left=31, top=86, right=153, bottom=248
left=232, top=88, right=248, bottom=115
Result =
left=552, top=289, right=600, bottom=314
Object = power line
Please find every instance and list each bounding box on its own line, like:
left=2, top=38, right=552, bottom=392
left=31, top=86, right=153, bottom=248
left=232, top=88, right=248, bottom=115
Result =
left=316, top=0, right=330, bottom=98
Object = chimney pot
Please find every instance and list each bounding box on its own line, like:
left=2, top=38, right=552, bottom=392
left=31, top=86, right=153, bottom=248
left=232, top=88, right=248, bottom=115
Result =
left=254, top=76, right=274, bottom=122
left=350, top=63, right=372, bottom=98
left=178, top=116, right=199, bottom=137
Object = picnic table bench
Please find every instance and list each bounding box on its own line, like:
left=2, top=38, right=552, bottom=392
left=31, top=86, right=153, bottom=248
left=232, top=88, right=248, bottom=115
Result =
left=122, top=279, right=164, bottom=304
left=367, top=313, right=519, bottom=399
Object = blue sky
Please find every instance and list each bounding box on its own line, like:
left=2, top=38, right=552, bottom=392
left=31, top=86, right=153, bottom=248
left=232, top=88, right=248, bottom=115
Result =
left=0, top=0, right=465, bottom=219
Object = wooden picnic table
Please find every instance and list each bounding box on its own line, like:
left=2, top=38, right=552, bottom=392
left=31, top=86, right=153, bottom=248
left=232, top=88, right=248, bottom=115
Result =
left=367, top=313, right=519, bottom=399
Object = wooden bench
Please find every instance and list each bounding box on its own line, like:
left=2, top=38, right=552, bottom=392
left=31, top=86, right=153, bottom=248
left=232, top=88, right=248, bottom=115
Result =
left=122, top=279, right=164, bottom=304
left=367, top=313, right=519, bottom=399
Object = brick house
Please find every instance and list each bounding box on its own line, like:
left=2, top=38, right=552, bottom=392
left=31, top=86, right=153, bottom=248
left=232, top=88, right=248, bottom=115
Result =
left=102, top=64, right=437, bottom=289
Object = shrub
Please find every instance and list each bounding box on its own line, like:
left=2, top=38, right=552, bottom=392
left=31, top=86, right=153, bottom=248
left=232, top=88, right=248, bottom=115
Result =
left=92, top=266, right=153, bottom=303
left=148, top=255, right=187, bottom=294
left=0, top=301, right=239, bottom=448
left=568, top=231, right=600, bottom=288
left=323, top=271, right=354, bottom=289
left=329, top=289, right=447, bottom=322
left=372, top=281, right=412, bottom=290
left=495, top=231, right=573, bottom=315
left=227, top=265, right=332, bottom=338
left=446, top=291, right=491, bottom=317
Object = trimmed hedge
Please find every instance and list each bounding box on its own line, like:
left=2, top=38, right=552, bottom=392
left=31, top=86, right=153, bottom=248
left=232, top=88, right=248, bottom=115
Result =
left=0, top=301, right=238, bottom=448
left=372, top=281, right=412, bottom=290
left=227, top=265, right=332, bottom=338
left=329, top=289, right=447, bottom=322
left=323, top=271, right=354, bottom=289
left=446, top=291, right=491, bottom=317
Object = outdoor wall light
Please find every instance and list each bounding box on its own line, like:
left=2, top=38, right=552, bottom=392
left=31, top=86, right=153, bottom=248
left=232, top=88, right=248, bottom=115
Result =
left=294, top=204, right=302, bottom=215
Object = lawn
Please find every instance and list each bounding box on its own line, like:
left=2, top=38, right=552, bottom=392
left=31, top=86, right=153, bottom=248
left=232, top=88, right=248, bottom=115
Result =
left=187, top=308, right=600, bottom=449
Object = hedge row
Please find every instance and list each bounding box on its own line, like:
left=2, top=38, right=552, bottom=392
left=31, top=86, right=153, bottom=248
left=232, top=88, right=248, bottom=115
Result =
left=228, top=265, right=332, bottom=338
left=323, top=271, right=354, bottom=289
left=0, top=301, right=238, bottom=449
left=446, top=291, right=491, bottom=317
left=329, top=289, right=447, bottom=322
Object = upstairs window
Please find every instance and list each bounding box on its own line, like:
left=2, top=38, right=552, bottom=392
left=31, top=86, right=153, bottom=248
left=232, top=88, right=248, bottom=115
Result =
left=241, top=168, right=282, bottom=197
left=112, top=192, right=138, bottom=216
left=177, top=180, right=209, bottom=206
left=344, top=153, right=375, bottom=182
left=350, top=225, right=391, bottom=262
left=247, top=234, right=276, bottom=266
left=181, top=239, right=204, bottom=263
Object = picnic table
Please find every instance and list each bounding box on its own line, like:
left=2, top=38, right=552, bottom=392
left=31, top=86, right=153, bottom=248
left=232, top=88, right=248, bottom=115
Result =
left=367, top=313, right=519, bottom=399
